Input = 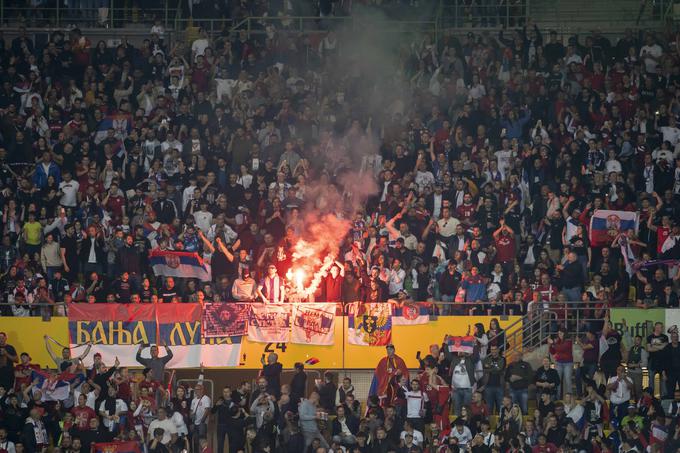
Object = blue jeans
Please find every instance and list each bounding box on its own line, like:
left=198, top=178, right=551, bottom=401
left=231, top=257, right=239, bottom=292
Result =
left=555, top=362, right=573, bottom=399
left=484, top=386, right=503, bottom=414
left=576, top=363, right=597, bottom=396
left=611, top=402, right=628, bottom=428
left=510, top=388, right=528, bottom=415
left=452, top=388, right=472, bottom=416
left=561, top=287, right=582, bottom=303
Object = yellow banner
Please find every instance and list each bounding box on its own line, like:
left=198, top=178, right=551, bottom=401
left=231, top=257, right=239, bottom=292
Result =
left=0, top=317, right=69, bottom=367
left=0, top=316, right=521, bottom=369
left=237, top=315, right=521, bottom=369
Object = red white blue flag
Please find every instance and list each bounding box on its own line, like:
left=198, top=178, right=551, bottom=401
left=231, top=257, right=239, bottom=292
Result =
left=68, top=304, right=241, bottom=368
left=589, top=209, right=638, bottom=247
left=447, top=335, right=475, bottom=354
left=347, top=303, right=392, bottom=346
left=391, top=302, right=430, bottom=325
left=149, top=250, right=211, bottom=282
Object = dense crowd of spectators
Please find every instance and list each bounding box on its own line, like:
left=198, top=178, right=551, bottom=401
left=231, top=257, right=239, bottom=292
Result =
left=0, top=23, right=678, bottom=313
left=5, top=316, right=680, bottom=453
left=0, top=1, right=678, bottom=451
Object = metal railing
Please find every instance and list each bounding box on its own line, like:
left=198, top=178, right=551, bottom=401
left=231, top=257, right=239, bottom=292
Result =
left=227, top=15, right=438, bottom=38
left=438, top=0, right=529, bottom=29
left=0, top=6, right=174, bottom=29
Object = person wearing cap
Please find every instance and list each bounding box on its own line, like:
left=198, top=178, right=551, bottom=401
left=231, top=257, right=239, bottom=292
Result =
left=231, top=267, right=257, bottom=301
left=372, top=344, right=408, bottom=408
left=13, top=352, right=39, bottom=392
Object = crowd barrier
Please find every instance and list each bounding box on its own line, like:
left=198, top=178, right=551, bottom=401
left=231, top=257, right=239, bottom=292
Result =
left=0, top=302, right=521, bottom=370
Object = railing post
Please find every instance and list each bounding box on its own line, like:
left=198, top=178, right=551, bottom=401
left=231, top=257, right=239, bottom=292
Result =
left=110, top=0, right=114, bottom=28
left=506, top=0, right=510, bottom=28
left=0, top=0, right=4, bottom=26
left=164, top=0, right=168, bottom=29
left=56, top=0, right=60, bottom=27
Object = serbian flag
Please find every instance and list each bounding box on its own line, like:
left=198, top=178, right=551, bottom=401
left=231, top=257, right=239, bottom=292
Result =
left=94, top=113, right=131, bottom=144
left=93, top=441, right=142, bottom=453
left=347, top=302, right=392, bottom=346
left=30, top=369, right=83, bottom=402
left=149, top=250, right=211, bottom=282
left=156, top=304, right=241, bottom=367
left=589, top=209, right=638, bottom=247
left=68, top=303, right=241, bottom=369
left=447, top=336, right=475, bottom=354
left=391, top=301, right=430, bottom=325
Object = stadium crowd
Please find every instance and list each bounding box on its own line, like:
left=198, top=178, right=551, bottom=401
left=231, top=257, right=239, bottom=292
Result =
left=4, top=318, right=680, bottom=453
left=0, top=1, right=678, bottom=451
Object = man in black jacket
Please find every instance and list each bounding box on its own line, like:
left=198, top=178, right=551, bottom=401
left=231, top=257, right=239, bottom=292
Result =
left=332, top=405, right=359, bottom=447
left=505, top=351, right=533, bottom=414
left=289, top=362, right=307, bottom=409
left=558, top=251, right=584, bottom=301
left=261, top=352, right=282, bottom=398
left=151, top=190, right=177, bottom=225
left=80, top=226, right=106, bottom=276
left=21, top=408, right=47, bottom=453
left=211, top=386, right=234, bottom=453
left=116, top=235, right=144, bottom=290
left=369, top=425, right=395, bottom=453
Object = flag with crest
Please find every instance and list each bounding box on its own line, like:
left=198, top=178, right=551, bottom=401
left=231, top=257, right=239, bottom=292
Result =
left=347, top=303, right=392, bottom=346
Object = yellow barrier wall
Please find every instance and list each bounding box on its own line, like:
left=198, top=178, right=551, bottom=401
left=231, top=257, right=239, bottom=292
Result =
left=0, top=316, right=520, bottom=369
left=207, top=315, right=521, bottom=369
left=0, top=317, right=70, bottom=367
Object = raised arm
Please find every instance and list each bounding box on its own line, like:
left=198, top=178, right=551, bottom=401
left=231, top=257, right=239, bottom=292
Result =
left=197, top=229, right=215, bottom=254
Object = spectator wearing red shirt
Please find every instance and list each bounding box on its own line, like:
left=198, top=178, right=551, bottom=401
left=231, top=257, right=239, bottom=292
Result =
left=71, top=393, right=97, bottom=430
left=548, top=327, right=574, bottom=399
left=531, top=434, right=558, bottom=453
left=103, top=182, right=126, bottom=225
left=455, top=194, right=478, bottom=228
left=493, top=220, right=516, bottom=272
left=14, top=353, right=39, bottom=392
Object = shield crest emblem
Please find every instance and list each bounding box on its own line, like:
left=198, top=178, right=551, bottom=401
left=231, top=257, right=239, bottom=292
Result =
left=166, top=254, right=180, bottom=269
left=362, top=315, right=377, bottom=334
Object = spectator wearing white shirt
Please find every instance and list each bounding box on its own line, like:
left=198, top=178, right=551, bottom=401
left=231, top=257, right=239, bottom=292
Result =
left=191, top=29, right=210, bottom=62
left=403, top=385, right=427, bottom=436
left=658, top=121, right=680, bottom=149
left=98, top=386, right=128, bottom=433
left=58, top=172, right=79, bottom=208
left=192, top=200, right=213, bottom=234
left=640, top=33, right=663, bottom=74
left=606, top=365, right=633, bottom=425
left=190, top=378, right=211, bottom=449
left=147, top=406, right=177, bottom=444
left=436, top=206, right=459, bottom=240
left=0, top=428, right=16, bottom=453
left=387, top=259, right=406, bottom=296
left=450, top=418, right=473, bottom=447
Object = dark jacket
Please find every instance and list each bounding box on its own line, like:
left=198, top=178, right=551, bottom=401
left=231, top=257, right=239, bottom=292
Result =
left=331, top=413, right=360, bottom=436
left=117, top=245, right=143, bottom=274
left=289, top=370, right=307, bottom=407
left=505, top=360, right=534, bottom=390
left=79, top=235, right=106, bottom=266
left=151, top=198, right=177, bottom=224
left=318, top=381, right=337, bottom=414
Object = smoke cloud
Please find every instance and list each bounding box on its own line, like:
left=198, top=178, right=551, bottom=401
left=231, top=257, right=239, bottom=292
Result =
left=284, top=5, right=432, bottom=299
